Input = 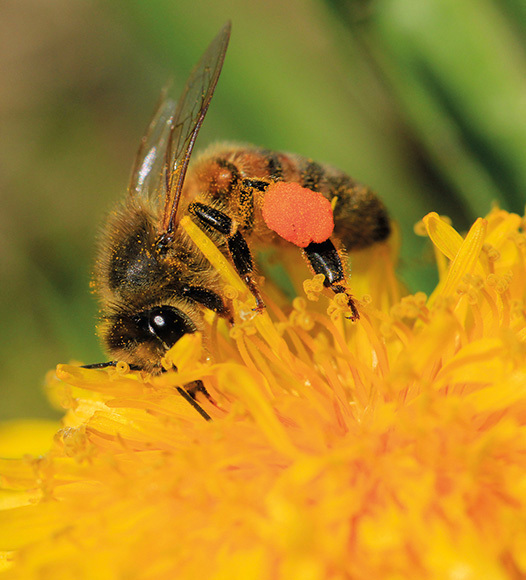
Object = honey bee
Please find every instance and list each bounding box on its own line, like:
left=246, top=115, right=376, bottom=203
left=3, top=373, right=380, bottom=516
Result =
left=86, top=22, right=390, bottom=393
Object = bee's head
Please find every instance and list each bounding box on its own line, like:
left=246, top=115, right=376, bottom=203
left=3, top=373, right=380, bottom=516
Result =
left=101, top=305, right=197, bottom=372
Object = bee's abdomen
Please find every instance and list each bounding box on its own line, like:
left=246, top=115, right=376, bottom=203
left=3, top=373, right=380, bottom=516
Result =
left=189, top=144, right=390, bottom=250
left=322, top=172, right=391, bottom=249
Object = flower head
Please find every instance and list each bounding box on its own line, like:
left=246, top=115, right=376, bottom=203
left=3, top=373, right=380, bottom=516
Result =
left=1, top=208, right=526, bottom=579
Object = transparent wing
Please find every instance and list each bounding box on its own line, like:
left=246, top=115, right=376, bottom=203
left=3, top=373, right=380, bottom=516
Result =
left=128, top=90, right=176, bottom=201
left=161, top=21, right=231, bottom=232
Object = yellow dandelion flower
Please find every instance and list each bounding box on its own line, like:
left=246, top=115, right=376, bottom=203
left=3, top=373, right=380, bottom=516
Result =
left=2, top=207, right=526, bottom=579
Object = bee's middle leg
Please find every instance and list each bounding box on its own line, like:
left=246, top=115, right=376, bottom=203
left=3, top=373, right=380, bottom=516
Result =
left=188, top=202, right=265, bottom=311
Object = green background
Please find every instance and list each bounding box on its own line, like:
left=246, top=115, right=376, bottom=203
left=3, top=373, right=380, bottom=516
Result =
left=2, top=0, right=525, bottom=419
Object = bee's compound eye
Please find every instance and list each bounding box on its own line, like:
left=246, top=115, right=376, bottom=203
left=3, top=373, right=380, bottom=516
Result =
left=137, top=306, right=196, bottom=349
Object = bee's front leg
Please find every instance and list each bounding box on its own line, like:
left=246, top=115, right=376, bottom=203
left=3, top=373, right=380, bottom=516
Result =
left=176, top=380, right=213, bottom=422
left=81, top=363, right=213, bottom=421
left=188, top=202, right=265, bottom=312
left=303, top=239, right=359, bottom=321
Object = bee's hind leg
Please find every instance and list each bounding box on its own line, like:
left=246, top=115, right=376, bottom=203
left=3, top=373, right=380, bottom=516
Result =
left=303, top=239, right=360, bottom=321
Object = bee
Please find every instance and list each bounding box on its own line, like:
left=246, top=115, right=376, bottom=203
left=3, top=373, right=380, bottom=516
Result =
left=86, top=22, right=390, bottom=399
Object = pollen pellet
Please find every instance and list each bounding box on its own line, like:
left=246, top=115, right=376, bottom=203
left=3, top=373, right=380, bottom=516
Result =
left=262, top=182, right=334, bottom=247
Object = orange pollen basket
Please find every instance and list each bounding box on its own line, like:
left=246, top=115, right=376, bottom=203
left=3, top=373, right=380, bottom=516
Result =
left=262, top=181, right=335, bottom=247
